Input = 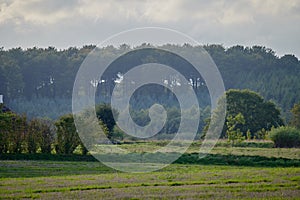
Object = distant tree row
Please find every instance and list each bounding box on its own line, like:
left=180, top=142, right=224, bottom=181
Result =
left=0, top=109, right=54, bottom=154
left=1, top=44, right=299, bottom=121
left=1, top=90, right=300, bottom=154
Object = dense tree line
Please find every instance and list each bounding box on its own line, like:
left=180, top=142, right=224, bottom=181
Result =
left=205, top=45, right=300, bottom=118
left=0, top=109, right=54, bottom=154
left=1, top=93, right=299, bottom=155
left=0, top=103, right=109, bottom=155
left=0, top=44, right=299, bottom=122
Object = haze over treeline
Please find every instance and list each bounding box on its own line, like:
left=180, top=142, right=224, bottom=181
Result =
left=0, top=44, right=299, bottom=121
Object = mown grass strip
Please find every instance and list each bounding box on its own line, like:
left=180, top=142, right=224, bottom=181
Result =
left=1, top=151, right=300, bottom=167
left=32, top=185, right=112, bottom=193
left=29, top=177, right=275, bottom=194
left=289, top=176, right=300, bottom=181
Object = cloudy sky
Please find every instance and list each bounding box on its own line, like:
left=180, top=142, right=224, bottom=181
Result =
left=1, top=0, right=300, bottom=57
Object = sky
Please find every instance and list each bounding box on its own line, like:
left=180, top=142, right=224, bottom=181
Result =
left=0, top=0, right=300, bottom=57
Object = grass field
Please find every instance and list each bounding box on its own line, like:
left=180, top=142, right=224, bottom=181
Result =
left=1, top=142, right=300, bottom=199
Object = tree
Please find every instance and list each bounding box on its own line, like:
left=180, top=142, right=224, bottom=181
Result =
left=27, top=118, right=54, bottom=154
left=75, top=110, right=109, bottom=154
left=95, top=104, right=118, bottom=133
left=291, top=102, right=300, bottom=129
left=0, top=112, right=13, bottom=153
left=56, top=113, right=110, bottom=155
left=0, top=113, right=27, bottom=153
left=0, top=57, right=24, bottom=99
left=165, top=107, right=180, bottom=134
left=224, top=89, right=284, bottom=138
left=26, top=119, right=40, bottom=153
left=39, top=119, right=55, bottom=153
left=55, top=114, right=80, bottom=154
left=1, top=45, right=300, bottom=123
left=9, top=114, right=27, bottom=153
left=226, top=113, right=245, bottom=146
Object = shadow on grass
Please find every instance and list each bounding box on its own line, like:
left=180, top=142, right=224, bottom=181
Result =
left=175, top=153, right=300, bottom=167
left=1, top=152, right=299, bottom=167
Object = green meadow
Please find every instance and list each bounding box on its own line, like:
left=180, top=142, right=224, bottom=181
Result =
left=1, top=141, right=300, bottom=199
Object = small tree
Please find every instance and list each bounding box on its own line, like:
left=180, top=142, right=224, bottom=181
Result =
left=246, top=129, right=251, bottom=140
left=255, top=128, right=268, bottom=140
left=226, top=113, right=245, bottom=146
left=96, top=104, right=118, bottom=133
left=27, top=118, right=54, bottom=154
left=26, top=119, right=40, bottom=153
left=39, top=119, right=55, bottom=154
left=7, top=114, right=27, bottom=153
left=291, top=103, right=300, bottom=129
left=75, top=109, right=110, bottom=155
left=0, top=112, right=14, bottom=153
left=55, top=114, right=80, bottom=154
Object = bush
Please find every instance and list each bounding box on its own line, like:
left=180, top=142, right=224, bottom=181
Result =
left=269, top=126, right=300, bottom=148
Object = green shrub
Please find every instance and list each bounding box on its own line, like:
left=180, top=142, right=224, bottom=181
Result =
left=269, top=126, right=300, bottom=148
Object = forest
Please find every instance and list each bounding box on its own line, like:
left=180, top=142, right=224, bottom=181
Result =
left=0, top=44, right=299, bottom=123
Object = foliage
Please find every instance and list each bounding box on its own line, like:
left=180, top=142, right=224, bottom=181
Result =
left=226, top=113, right=246, bottom=146
left=0, top=112, right=13, bottom=153
left=27, top=118, right=54, bottom=154
left=246, top=130, right=251, bottom=140
left=39, top=119, right=55, bottom=153
left=269, top=126, right=300, bottom=148
left=163, top=107, right=180, bottom=134
left=26, top=119, right=40, bottom=153
left=0, top=111, right=27, bottom=153
left=215, top=140, right=274, bottom=148
left=1, top=45, right=300, bottom=124
left=55, top=114, right=80, bottom=154
left=110, top=125, right=125, bottom=141
left=9, top=97, right=71, bottom=120
left=0, top=109, right=55, bottom=154
left=95, top=104, right=117, bottom=133
left=255, top=128, right=268, bottom=140
left=55, top=112, right=111, bottom=155
left=290, top=102, right=300, bottom=129
left=224, top=89, right=284, bottom=137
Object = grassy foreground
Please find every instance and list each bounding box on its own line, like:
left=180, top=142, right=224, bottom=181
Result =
left=0, top=142, right=300, bottom=199
left=0, top=161, right=300, bottom=199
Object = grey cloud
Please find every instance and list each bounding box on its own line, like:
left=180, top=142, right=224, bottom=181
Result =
left=0, top=0, right=299, bottom=57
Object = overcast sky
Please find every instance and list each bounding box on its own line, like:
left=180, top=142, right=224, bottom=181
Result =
left=1, top=0, right=299, bottom=57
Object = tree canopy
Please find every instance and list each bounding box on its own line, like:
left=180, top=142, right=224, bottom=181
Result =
left=221, top=89, right=284, bottom=138
left=0, top=44, right=299, bottom=123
